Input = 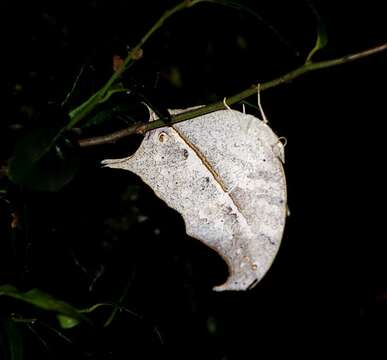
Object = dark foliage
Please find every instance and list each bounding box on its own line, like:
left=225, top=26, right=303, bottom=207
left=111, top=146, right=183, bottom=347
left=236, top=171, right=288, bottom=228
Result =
left=0, top=0, right=385, bottom=358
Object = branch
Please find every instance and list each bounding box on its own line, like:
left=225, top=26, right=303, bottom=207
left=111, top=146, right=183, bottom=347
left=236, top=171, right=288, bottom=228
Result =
left=78, top=42, right=387, bottom=147
left=79, top=124, right=143, bottom=147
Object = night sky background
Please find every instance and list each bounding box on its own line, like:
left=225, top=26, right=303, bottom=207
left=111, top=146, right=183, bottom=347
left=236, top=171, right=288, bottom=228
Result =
left=0, top=1, right=385, bottom=358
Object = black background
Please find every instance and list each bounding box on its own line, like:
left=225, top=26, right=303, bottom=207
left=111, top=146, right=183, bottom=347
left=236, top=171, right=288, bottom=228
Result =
left=0, top=0, right=385, bottom=358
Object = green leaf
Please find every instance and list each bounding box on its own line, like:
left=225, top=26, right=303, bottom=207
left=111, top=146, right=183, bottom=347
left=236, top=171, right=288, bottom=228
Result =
left=56, top=314, right=80, bottom=329
left=0, top=285, right=88, bottom=327
left=1, top=319, right=24, bottom=360
left=306, top=2, right=328, bottom=62
left=8, top=128, right=79, bottom=192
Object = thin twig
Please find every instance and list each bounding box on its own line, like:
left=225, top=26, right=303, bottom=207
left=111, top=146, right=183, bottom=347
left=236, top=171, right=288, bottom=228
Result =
left=78, top=123, right=143, bottom=147
left=61, top=64, right=86, bottom=107
left=78, top=41, right=387, bottom=147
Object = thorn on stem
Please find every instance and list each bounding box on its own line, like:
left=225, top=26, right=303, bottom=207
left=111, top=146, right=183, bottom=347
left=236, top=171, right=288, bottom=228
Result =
left=132, top=48, right=144, bottom=61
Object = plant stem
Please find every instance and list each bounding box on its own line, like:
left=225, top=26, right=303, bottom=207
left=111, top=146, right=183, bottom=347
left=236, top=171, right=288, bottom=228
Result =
left=67, top=0, right=204, bottom=129
left=78, top=41, right=387, bottom=147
